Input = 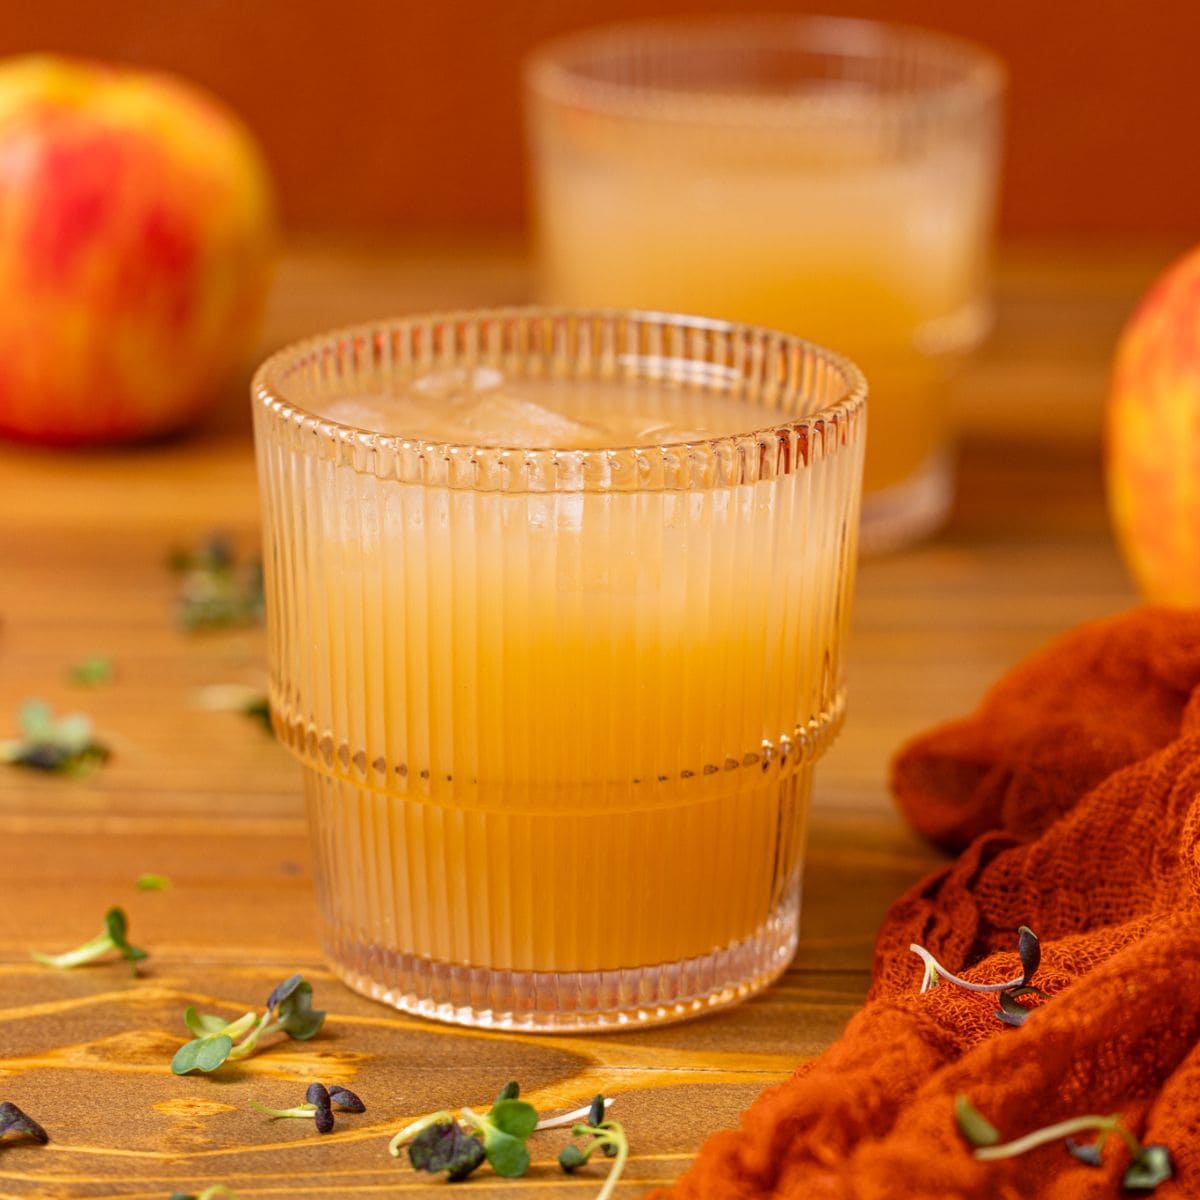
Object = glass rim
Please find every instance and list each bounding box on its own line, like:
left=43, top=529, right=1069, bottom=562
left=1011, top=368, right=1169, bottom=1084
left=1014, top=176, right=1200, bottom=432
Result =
left=523, top=14, right=1005, bottom=130
left=252, top=306, right=867, bottom=490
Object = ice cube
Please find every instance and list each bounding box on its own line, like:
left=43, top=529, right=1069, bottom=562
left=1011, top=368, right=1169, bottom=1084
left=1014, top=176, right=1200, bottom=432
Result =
left=411, top=366, right=504, bottom=400
left=440, top=393, right=609, bottom=449
left=317, top=393, right=441, bottom=437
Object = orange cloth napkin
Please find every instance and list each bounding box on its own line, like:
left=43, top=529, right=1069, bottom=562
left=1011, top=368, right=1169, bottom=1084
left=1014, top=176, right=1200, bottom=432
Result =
left=656, top=608, right=1200, bottom=1199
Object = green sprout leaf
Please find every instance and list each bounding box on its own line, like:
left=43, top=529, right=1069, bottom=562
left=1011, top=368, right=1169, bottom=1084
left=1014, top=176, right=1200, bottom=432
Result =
left=137, top=873, right=171, bottom=891
left=69, top=655, right=114, bottom=686
left=488, top=1098, right=539, bottom=1141
left=409, top=1120, right=487, bottom=1181
left=477, top=1126, right=529, bottom=1179
left=171, top=1035, right=234, bottom=1075
left=0, top=1100, right=49, bottom=1144
left=559, top=1142, right=588, bottom=1172
left=1124, top=1145, right=1174, bottom=1191
left=19, top=700, right=56, bottom=742
left=104, top=908, right=148, bottom=971
left=1, top=700, right=110, bottom=774
left=31, top=906, right=146, bottom=974
left=954, top=1094, right=1000, bottom=1148
left=454, top=1091, right=540, bottom=1178
left=183, top=1007, right=249, bottom=1038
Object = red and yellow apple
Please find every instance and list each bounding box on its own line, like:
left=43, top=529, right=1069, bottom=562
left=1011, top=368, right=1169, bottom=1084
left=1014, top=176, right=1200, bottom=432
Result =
left=1106, top=245, right=1200, bottom=606
left=0, top=55, right=276, bottom=443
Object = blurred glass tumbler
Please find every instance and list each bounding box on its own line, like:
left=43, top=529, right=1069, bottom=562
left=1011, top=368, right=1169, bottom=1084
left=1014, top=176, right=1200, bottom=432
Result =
left=526, top=17, right=1003, bottom=552
left=253, top=309, right=865, bottom=1030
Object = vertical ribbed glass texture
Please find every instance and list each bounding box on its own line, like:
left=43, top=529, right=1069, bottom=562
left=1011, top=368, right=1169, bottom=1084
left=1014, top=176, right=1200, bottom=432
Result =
left=525, top=17, right=1003, bottom=552
left=253, top=309, right=866, bottom=1030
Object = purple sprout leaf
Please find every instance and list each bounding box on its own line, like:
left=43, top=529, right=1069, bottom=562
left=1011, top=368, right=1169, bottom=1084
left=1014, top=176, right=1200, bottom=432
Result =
left=266, top=975, right=304, bottom=1011
left=305, top=1083, right=333, bottom=1134
left=1066, top=1137, right=1104, bottom=1167
left=0, top=1101, right=48, bottom=1144
left=994, top=983, right=1049, bottom=1025
left=1017, top=925, right=1041, bottom=987
left=328, top=1086, right=365, bottom=1113
left=409, top=1121, right=486, bottom=1181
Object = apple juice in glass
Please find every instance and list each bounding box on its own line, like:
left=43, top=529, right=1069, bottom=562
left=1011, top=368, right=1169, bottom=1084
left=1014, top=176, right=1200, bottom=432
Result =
left=253, top=309, right=865, bottom=1030
left=525, top=17, right=1003, bottom=552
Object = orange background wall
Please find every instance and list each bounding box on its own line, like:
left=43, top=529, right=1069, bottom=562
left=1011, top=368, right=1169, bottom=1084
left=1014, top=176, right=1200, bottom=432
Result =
left=3, top=0, right=1197, bottom=240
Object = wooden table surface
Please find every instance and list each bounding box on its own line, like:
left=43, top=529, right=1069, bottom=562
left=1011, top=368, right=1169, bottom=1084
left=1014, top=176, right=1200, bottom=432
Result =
left=0, top=240, right=1161, bottom=1199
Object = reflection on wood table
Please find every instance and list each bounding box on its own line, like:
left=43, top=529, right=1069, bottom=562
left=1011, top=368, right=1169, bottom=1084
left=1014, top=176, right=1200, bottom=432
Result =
left=0, top=242, right=1148, bottom=1198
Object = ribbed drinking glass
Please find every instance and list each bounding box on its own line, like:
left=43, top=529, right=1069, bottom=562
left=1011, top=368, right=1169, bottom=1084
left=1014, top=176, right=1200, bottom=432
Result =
left=252, top=308, right=865, bottom=1030
left=526, top=17, right=1003, bottom=551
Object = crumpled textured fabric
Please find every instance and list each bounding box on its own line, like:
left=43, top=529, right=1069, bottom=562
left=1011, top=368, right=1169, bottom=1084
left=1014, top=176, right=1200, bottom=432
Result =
left=654, top=608, right=1200, bottom=1199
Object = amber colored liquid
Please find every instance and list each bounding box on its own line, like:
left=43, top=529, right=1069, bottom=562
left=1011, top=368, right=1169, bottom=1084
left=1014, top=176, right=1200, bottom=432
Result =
left=531, top=120, right=994, bottom=494
left=289, top=378, right=842, bottom=974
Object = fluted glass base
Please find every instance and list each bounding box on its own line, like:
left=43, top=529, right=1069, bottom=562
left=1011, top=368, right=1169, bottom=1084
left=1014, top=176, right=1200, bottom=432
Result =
left=304, top=757, right=812, bottom=1031
left=318, top=887, right=800, bottom=1033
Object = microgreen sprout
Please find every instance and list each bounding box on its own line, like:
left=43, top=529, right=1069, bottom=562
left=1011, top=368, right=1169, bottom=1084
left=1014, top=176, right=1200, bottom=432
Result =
left=137, top=873, right=171, bottom=891
left=955, top=1094, right=1174, bottom=1192
left=0, top=700, right=110, bottom=774
left=536, top=1096, right=615, bottom=1131
left=248, top=1083, right=365, bottom=1134
left=69, top=655, right=114, bottom=686
left=558, top=1094, right=629, bottom=1200
left=243, top=697, right=272, bottom=733
left=168, top=1187, right=240, bottom=1200
left=0, top=1100, right=49, bottom=1145
left=169, top=534, right=263, bottom=632
left=392, top=1080, right=540, bottom=1181
left=31, top=907, right=146, bottom=975
left=170, top=974, right=325, bottom=1075
left=910, top=925, right=1047, bottom=1026
left=193, top=684, right=273, bottom=733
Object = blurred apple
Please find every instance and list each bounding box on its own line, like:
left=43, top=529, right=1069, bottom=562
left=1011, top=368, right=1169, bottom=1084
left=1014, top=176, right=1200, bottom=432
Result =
left=0, top=55, right=276, bottom=443
left=1106, top=244, right=1200, bottom=606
